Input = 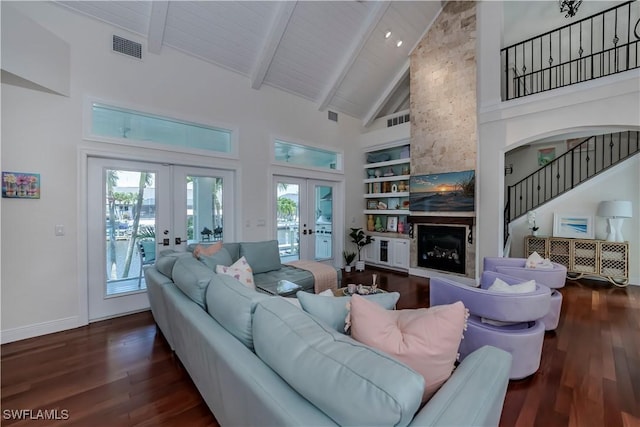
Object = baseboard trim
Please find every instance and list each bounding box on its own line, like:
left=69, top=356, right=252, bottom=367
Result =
left=0, top=316, right=85, bottom=344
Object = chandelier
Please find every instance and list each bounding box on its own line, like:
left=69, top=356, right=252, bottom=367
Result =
left=559, top=0, right=582, bottom=18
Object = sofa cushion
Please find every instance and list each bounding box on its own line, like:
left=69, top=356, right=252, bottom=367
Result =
left=155, top=252, right=191, bottom=278
left=240, top=240, right=281, bottom=274
left=216, top=256, right=255, bottom=290
left=350, top=295, right=466, bottom=403
left=296, top=290, right=400, bottom=333
left=199, top=247, right=233, bottom=270
left=171, top=256, right=216, bottom=309
left=253, top=297, right=424, bottom=427
left=206, top=273, right=269, bottom=350
left=222, top=242, right=241, bottom=262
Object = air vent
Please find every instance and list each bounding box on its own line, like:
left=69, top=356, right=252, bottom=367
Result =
left=387, top=113, right=410, bottom=128
left=328, top=111, right=338, bottom=122
left=112, top=35, right=142, bottom=60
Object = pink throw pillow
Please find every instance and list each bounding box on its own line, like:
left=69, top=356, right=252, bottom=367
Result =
left=350, top=295, right=467, bottom=402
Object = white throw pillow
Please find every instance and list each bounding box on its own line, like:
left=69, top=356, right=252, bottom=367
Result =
left=525, top=251, right=543, bottom=268
left=488, top=277, right=536, bottom=293
left=216, top=256, right=255, bottom=289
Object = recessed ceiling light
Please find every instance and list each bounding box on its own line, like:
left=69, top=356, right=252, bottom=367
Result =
left=396, top=40, right=403, bottom=47
left=385, top=30, right=392, bottom=39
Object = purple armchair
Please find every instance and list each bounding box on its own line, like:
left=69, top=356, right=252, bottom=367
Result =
left=483, top=257, right=567, bottom=330
left=430, top=271, right=552, bottom=379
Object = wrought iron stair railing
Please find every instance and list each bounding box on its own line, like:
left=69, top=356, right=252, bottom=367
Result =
left=504, top=130, right=640, bottom=242
left=502, top=1, right=640, bottom=101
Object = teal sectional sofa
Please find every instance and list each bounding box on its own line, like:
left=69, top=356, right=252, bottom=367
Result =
left=145, top=248, right=512, bottom=426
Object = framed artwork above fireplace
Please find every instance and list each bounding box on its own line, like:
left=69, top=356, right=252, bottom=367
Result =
left=409, top=170, right=475, bottom=213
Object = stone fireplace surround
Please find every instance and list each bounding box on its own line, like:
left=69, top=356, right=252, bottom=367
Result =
left=408, top=215, right=476, bottom=279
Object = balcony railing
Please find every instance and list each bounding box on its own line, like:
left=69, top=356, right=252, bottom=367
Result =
left=502, top=1, right=640, bottom=100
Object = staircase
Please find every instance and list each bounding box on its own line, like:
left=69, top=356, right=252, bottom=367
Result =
left=504, top=130, right=640, bottom=242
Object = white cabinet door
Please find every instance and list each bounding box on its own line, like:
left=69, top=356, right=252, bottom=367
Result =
left=392, top=239, right=410, bottom=270
left=363, top=239, right=379, bottom=264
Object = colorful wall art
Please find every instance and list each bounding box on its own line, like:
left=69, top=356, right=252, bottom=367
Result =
left=409, top=170, right=475, bottom=212
left=2, top=172, right=40, bottom=199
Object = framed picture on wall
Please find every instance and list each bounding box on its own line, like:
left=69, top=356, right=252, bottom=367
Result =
left=537, top=147, right=556, bottom=166
left=553, top=213, right=594, bottom=239
left=386, top=216, right=398, bottom=232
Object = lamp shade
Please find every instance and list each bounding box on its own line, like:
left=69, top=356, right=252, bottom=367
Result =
left=597, top=200, right=633, bottom=218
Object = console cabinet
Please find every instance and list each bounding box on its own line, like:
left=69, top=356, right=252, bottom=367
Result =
left=525, top=236, right=629, bottom=286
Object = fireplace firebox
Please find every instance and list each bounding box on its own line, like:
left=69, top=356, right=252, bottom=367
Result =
left=417, top=225, right=466, bottom=274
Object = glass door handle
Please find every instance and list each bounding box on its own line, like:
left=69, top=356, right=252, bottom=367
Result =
left=175, top=237, right=187, bottom=245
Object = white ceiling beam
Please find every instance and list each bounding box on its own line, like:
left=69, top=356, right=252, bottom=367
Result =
left=250, top=1, right=297, bottom=90
left=362, top=59, right=410, bottom=128
left=317, top=1, right=390, bottom=112
left=147, top=1, right=169, bottom=54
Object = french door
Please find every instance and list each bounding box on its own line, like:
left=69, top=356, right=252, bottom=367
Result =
left=87, top=157, right=234, bottom=321
left=274, top=177, right=336, bottom=263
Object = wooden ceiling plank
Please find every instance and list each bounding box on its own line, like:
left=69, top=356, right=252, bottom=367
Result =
left=362, top=59, right=409, bottom=128
left=317, top=1, right=390, bottom=112
left=250, top=1, right=297, bottom=90
left=148, top=1, right=169, bottom=54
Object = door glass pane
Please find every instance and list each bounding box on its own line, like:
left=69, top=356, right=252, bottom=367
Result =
left=277, top=181, right=300, bottom=262
left=189, top=176, right=223, bottom=244
left=314, top=185, right=333, bottom=260
left=105, top=169, right=155, bottom=296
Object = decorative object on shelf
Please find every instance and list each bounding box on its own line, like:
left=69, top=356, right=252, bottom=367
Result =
left=343, top=251, right=357, bottom=273
left=402, top=200, right=410, bottom=209
left=386, top=216, right=398, bottom=232
left=374, top=169, right=381, bottom=178
left=367, top=200, right=378, bottom=210
left=2, top=171, right=40, bottom=199
left=400, top=145, right=410, bottom=159
left=559, top=0, right=582, bottom=18
left=377, top=201, right=387, bottom=210
left=349, top=227, right=374, bottom=271
left=553, top=213, right=594, bottom=239
left=367, top=169, right=376, bottom=178
left=398, top=181, right=407, bottom=192
left=383, top=167, right=395, bottom=177
left=526, top=211, right=540, bottom=236
left=367, top=152, right=391, bottom=163
left=398, top=221, right=405, bottom=234
left=391, top=184, right=398, bottom=193
left=373, top=182, right=381, bottom=193
left=383, top=182, right=391, bottom=193
left=402, top=165, right=410, bottom=175
left=388, top=198, right=400, bottom=210
left=596, top=200, right=633, bottom=242
left=367, top=215, right=375, bottom=231
left=375, top=217, right=384, bottom=232
left=409, top=170, right=475, bottom=212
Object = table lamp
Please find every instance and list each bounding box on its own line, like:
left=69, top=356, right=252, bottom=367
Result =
left=596, top=200, right=633, bottom=242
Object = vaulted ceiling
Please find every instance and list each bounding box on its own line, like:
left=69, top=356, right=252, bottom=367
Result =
left=55, top=1, right=443, bottom=127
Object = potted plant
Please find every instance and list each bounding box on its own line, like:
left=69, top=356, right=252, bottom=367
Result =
left=343, top=250, right=356, bottom=273
left=349, top=227, right=374, bottom=271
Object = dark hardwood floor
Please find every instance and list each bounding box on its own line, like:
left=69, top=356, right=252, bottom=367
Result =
left=2, top=269, right=638, bottom=426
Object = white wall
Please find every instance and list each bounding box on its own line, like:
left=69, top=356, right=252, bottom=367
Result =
left=476, top=1, right=640, bottom=284
left=1, top=2, right=363, bottom=342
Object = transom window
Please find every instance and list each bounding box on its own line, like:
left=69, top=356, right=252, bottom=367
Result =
left=91, top=103, right=232, bottom=154
left=274, top=140, right=342, bottom=172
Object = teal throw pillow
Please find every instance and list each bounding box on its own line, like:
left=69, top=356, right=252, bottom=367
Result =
left=296, top=291, right=400, bottom=333
left=199, top=247, right=233, bottom=270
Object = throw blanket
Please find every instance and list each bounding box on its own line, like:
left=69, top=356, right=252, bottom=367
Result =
left=287, top=260, right=338, bottom=294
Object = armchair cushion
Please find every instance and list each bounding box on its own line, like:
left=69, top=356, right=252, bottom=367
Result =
left=488, top=277, right=536, bottom=293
